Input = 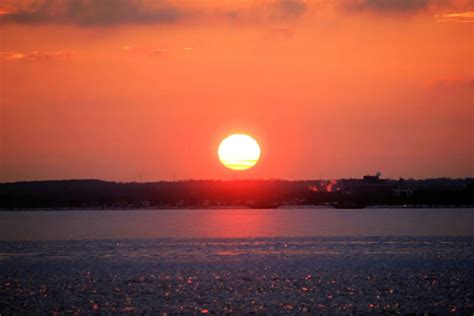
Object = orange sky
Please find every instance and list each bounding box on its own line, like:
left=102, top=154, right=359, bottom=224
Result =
left=0, top=0, right=473, bottom=181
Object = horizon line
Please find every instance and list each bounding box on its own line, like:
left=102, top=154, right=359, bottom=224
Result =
left=2, top=176, right=474, bottom=185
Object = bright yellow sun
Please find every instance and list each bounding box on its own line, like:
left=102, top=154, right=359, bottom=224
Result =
left=218, top=134, right=261, bottom=170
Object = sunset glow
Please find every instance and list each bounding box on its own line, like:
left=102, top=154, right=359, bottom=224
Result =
left=218, top=134, right=261, bottom=171
left=0, top=1, right=473, bottom=313
left=0, top=0, right=472, bottom=181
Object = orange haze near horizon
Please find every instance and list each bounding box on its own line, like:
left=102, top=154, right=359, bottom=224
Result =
left=0, top=0, right=473, bottom=182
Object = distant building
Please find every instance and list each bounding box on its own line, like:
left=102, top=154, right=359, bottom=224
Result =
left=339, top=173, right=396, bottom=198
left=392, top=178, right=413, bottom=197
left=363, top=172, right=382, bottom=183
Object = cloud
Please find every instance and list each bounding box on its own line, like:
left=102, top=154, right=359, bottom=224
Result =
left=6, top=53, right=26, bottom=60
left=0, top=0, right=309, bottom=27
left=343, top=0, right=431, bottom=13
left=339, top=0, right=474, bottom=21
left=1, top=0, right=469, bottom=27
left=1, top=50, right=76, bottom=61
left=274, top=0, right=307, bottom=17
left=0, top=0, right=181, bottom=27
left=435, top=11, right=474, bottom=22
left=224, top=0, right=308, bottom=22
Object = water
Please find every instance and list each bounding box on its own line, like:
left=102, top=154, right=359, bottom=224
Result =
left=0, top=208, right=473, bottom=240
left=1, top=208, right=474, bottom=313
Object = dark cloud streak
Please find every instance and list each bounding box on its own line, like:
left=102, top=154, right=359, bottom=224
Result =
left=0, top=0, right=181, bottom=27
left=1, top=0, right=468, bottom=27
left=275, top=0, right=307, bottom=17
left=0, top=0, right=309, bottom=27
left=343, top=0, right=432, bottom=13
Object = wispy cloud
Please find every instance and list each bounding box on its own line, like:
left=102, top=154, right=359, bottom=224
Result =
left=0, top=0, right=309, bottom=27
left=0, top=0, right=472, bottom=27
left=0, top=0, right=181, bottom=27
left=342, top=0, right=431, bottom=14
left=435, top=11, right=474, bottom=22
left=273, top=0, right=307, bottom=17
left=222, top=0, right=308, bottom=23
left=5, top=53, right=26, bottom=60
left=1, top=50, right=76, bottom=61
left=341, top=0, right=474, bottom=18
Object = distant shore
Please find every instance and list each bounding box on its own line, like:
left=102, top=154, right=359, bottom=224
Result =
left=1, top=205, right=474, bottom=211
left=2, top=179, right=473, bottom=210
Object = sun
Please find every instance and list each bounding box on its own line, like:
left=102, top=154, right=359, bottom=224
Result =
left=218, top=134, right=261, bottom=170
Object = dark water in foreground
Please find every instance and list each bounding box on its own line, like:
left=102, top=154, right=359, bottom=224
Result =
left=1, top=209, right=473, bottom=314
left=0, top=208, right=473, bottom=240
left=1, top=237, right=473, bottom=314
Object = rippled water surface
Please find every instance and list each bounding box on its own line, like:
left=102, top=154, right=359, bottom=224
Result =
left=1, top=237, right=474, bottom=314
left=0, top=208, right=473, bottom=240
left=1, top=209, right=473, bottom=314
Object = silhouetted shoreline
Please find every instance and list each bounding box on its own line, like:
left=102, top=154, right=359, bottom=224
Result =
left=2, top=205, right=474, bottom=211
left=1, top=176, right=473, bottom=209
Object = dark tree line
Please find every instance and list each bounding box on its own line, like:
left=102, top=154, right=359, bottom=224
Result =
left=0, top=178, right=473, bottom=209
